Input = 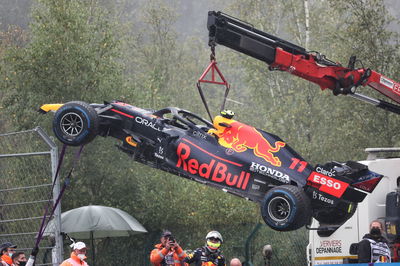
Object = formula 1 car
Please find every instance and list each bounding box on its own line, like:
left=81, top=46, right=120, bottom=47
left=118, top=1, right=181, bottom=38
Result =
left=40, top=101, right=383, bottom=232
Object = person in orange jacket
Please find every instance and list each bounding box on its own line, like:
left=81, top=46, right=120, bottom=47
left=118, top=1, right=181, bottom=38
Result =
left=150, top=230, right=187, bottom=266
left=0, top=242, right=17, bottom=266
left=60, top=242, right=89, bottom=266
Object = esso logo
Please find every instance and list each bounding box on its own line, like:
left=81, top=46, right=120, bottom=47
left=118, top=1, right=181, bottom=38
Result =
left=308, top=172, right=348, bottom=198
left=312, top=175, right=341, bottom=189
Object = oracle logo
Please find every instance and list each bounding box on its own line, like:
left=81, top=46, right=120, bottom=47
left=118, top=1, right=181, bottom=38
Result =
left=307, top=172, right=349, bottom=198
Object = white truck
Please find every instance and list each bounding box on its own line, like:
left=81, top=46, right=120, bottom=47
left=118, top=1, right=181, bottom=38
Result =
left=307, top=148, right=400, bottom=265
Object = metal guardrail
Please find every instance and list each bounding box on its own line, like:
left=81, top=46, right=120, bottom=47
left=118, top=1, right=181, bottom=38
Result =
left=0, top=127, right=63, bottom=265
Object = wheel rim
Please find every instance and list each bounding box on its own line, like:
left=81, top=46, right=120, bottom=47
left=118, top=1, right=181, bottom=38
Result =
left=267, top=196, right=291, bottom=221
left=60, top=112, right=84, bottom=137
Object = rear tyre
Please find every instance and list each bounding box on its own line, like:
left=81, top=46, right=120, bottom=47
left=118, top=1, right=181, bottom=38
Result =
left=261, top=185, right=311, bottom=231
left=53, top=101, right=99, bottom=146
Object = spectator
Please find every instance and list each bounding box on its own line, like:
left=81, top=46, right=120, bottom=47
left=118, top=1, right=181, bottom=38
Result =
left=60, top=242, right=89, bottom=266
left=150, top=230, right=187, bottom=266
left=11, top=252, right=27, bottom=266
left=0, top=242, right=17, bottom=266
left=229, top=258, right=241, bottom=266
left=358, top=219, right=391, bottom=263
left=184, top=231, right=225, bottom=265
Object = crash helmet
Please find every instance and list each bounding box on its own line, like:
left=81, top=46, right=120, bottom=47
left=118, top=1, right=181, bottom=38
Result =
left=220, top=110, right=234, bottom=119
left=205, top=231, right=223, bottom=250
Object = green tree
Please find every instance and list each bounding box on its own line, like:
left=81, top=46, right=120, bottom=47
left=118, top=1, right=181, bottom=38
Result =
left=0, top=0, right=125, bottom=130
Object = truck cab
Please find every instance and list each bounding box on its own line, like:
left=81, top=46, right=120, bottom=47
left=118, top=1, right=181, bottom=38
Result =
left=307, top=148, right=400, bottom=265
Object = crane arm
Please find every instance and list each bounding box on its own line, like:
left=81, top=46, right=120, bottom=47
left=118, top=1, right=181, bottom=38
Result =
left=207, top=11, right=400, bottom=112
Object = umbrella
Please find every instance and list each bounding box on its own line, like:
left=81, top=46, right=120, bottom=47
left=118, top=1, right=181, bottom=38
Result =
left=44, top=205, right=147, bottom=265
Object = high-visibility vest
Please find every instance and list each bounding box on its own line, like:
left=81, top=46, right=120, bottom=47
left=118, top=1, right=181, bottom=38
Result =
left=61, top=258, right=88, bottom=266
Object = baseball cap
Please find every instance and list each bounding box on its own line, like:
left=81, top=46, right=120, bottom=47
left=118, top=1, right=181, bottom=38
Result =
left=161, top=230, right=172, bottom=237
left=70, top=242, right=86, bottom=250
left=0, top=242, right=17, bottom=253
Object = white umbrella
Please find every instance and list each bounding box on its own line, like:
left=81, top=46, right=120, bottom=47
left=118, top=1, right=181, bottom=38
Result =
left=45, top=205, right=147, bottom=265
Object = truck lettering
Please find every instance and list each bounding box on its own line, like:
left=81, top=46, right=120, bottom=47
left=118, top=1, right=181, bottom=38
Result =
left=316, top=240, right=342, bottom=254
left=315, top=246, right=342, bottom=254
left=320, top=240, right=341, bottom=247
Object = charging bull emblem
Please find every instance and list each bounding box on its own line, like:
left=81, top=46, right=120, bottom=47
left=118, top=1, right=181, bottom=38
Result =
left=208, top=116, right=285, bottom=166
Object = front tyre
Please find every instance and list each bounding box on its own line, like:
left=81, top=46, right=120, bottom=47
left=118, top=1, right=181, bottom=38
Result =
left=53, top=101, right=99, bottom=146
left=261, top=185, right=311, bottom=231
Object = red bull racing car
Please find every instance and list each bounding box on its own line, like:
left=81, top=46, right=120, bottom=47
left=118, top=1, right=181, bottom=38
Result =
left=40, top=101, right=383, bottom=232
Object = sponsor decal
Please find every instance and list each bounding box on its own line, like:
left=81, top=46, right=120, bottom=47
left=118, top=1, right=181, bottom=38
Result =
left=155, top=146, right=164, bottom=160
left=307, top=172, right=348, bottom=198
left=193, top=130, right=207, bottom=139
left=312, top=191, right=334, bottom=205
left=315, top=166, right=336, bottom=177
left=176, top=141, right=250, bottom=190
left=250, top=162, right=290, bottom=184
left=154, top=153, right=164, bottom=159
left=135, top=116, right=161, bottom=131
left=225, top=148, right=235, bottom=155
left=380, top=76, right=394, bottom=89
left=316, top=240, right=342, bottom=254
left=215, top=121, right=285, bottom=166
left=352, top=174, right=381, bottom=192
left=380, top=76, right=400, bottom=96
left=353, top=182, right=375, bottom=192
left=254, top=179, right=266, bottom=184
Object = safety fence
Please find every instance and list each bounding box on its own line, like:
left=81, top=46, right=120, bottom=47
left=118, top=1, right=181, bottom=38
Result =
left=0, top=127, right=62, bottom=265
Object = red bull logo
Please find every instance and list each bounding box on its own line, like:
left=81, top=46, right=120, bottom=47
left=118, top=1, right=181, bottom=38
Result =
left=213, top=120, right=285, bottom=167
left=176, top=141, right=251, bottom=190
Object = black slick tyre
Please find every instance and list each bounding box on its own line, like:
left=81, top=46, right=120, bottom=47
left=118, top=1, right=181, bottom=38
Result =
left=261, top=185, right=311, bottom=231
left=53, top=101, right=99, bottom=146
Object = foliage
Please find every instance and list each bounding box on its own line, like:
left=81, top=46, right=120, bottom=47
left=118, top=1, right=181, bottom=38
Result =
left=0, top=0, right=124, bottom=130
